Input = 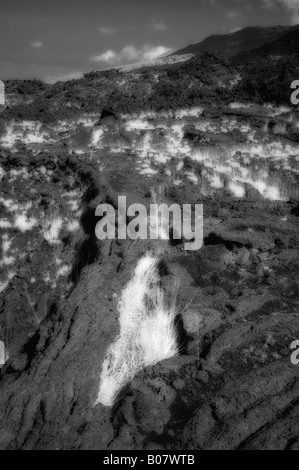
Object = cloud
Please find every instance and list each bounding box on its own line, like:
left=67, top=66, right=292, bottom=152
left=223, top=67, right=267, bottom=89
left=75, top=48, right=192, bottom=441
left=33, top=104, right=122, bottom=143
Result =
left=90, top=45, right=171, bottom=65
left=201, top=0, right=220, bottom=7
left=227, top=9, right=242, bottom=19
left=143, top=45, right=171, bottom=60
left=152, top=19, right=168, bottom=31
left=30, top=41, right=43, bottom=48
left=262, top=0, right=299, bottom=24
left=230, top=26, right=242, bottom=33
left=98, top=26, right=117, bottom=35
left=91, top=50, right=117, bottom=64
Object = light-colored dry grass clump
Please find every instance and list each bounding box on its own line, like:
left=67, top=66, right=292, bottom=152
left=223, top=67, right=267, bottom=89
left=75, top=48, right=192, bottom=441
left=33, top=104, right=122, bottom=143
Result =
left=95, top=253, right=178, bottom=407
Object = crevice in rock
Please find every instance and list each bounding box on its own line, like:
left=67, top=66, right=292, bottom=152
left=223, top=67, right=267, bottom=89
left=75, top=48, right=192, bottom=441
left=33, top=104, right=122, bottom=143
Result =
left=204, top=232, right=249, bottom=250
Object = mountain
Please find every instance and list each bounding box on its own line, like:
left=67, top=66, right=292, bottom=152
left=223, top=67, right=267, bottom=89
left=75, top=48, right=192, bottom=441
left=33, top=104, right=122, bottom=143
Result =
left=169, top=25, right=299, bottom=60
left=99, top=25, right=299, bottom=74
left=3, top=25, right=299, bottom=124
left=234, top=25, right=299, bottom=63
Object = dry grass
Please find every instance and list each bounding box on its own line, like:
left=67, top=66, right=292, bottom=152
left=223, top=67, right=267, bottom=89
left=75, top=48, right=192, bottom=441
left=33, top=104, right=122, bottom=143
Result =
left=94, top=253, right=178, bottom=407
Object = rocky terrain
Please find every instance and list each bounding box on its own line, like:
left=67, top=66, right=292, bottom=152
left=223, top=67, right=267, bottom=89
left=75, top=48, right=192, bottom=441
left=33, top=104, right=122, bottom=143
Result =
left=0, top=25, right=298, bottom=450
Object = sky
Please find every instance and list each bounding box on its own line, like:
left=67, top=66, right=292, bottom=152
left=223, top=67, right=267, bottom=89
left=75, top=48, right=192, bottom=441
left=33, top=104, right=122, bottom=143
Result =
left=0, top=0, right=298, bottom=83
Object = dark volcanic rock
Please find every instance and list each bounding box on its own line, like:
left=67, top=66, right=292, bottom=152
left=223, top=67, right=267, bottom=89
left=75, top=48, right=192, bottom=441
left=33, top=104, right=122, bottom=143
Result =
left=99, top=107, right=119, bottom=122
left=0, top=24, right=299, bottom=451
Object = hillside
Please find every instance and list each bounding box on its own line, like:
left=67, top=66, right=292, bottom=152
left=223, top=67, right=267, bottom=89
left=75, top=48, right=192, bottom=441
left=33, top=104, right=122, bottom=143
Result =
left=0, top=25, right=298, bottom=450
left=169, top=25, right=299, bottom=59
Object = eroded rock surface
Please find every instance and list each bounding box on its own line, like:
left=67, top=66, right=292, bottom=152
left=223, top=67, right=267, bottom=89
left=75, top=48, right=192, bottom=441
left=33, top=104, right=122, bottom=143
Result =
left=0, top=28, right=299, bottom=448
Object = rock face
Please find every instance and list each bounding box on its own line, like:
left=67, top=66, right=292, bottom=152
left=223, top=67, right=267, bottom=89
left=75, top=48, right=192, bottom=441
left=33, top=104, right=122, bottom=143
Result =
left=0, top=157, right=298, bottom=449
left=0, top=24, right=299, bottom=450
left=99, top=107, right=119, bottom=122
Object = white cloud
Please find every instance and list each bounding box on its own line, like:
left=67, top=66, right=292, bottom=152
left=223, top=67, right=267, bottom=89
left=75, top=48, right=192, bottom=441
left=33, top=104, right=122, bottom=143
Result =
left=263, top=0, right=299, bottom=24
left=90, top=50, right=117, bottom=64
left=142, top=46, right=171, bottom=60
left=90, top=44, right=171, bottom=65
left=98, top=26, right=117, bottom=35
left=227, top=9, right=242, bottom=19
left=230, top=26, right=242, bottom=33
left=30, top=41, right=43, bottom=48
left=152, top=19, right=168, bottom=31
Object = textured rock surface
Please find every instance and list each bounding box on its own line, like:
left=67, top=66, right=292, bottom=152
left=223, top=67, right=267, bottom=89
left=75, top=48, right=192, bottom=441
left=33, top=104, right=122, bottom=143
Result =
left=0, top=157, right=298, bottom=449
left=0, top=25, right=299, bottom=448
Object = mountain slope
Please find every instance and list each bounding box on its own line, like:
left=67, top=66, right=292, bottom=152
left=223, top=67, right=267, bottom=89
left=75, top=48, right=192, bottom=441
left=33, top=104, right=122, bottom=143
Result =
left=234, top=25, right=299, bottom=63
left=169, top=25, right=298, bottom=60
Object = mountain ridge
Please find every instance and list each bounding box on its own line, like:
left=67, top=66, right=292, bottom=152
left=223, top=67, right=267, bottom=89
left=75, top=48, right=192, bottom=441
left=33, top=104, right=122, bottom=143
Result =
left=168, top=25, right=299, bottom=60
